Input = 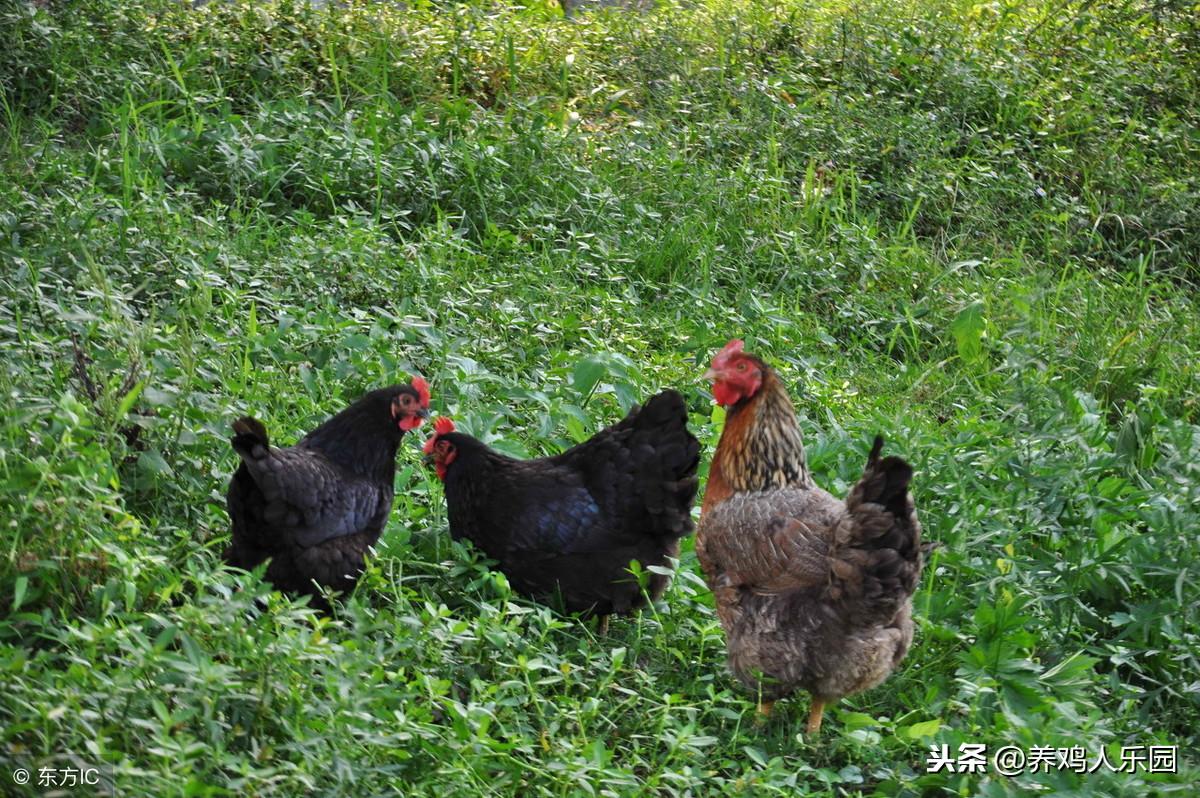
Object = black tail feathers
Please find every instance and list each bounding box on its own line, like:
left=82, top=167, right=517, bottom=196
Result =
left=231, top=416, right=270, bottom=457
left=628, top=390, right=700, bottom=537
left=862, top=435, right=914, bottom=521
left=636, top=389, right=687, bottom=425
left=868, top=434, right=885, bottom=466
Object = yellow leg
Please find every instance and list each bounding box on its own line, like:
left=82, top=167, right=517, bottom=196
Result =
left=806, top=699, right=825, bottom=735
left=596, top=615, right=610, bottom=636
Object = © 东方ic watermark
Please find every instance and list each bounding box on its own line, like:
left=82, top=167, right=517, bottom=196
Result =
left=926, top=743, right=1178, bottom=776
left=8, top=758, right=113, bottom=795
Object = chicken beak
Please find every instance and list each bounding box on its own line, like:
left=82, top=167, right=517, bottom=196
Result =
left=421, top=452, right=436, bottom=466
left=417, top=408, right=430, bottom=420
left=702, top=368, right=719, bottom=382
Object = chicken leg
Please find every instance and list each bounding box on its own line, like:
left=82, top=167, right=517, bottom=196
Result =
left=806, top=699, right=825, bottom=734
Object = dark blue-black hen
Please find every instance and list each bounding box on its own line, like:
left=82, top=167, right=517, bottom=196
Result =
left=225, top=380, right=430, bottom=610
left=424, top=390, right=700, bottom=626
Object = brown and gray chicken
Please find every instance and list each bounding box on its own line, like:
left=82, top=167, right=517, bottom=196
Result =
left=225, top=379, right=430, bottom=611
left=696, top=340, right=927, bottom=733
left=423, top=390, right=700, bottom=631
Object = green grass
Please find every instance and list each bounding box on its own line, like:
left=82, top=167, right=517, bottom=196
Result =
left=1, top=0, right=1198, bottom=794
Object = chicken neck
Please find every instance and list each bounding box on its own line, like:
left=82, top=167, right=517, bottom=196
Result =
left=300, top=406, right=402, bottom=482
left=703, top=369, right=812, bottom=512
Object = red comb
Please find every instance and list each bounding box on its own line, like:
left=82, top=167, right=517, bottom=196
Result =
left=712, top=339, right=745, bottom=368
left=422, top=416, right=456, bottom=454
left=411, top=376, right=431, bottom=407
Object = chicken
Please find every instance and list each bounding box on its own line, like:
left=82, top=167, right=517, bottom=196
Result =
left=225, top=379, right=431, bottom=610
left=695, top=340, right=926, bottom=733
left=422, top=390, right=700, bottom=630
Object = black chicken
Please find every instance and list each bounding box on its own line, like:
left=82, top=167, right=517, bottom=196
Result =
left=423, top=390, right=700, bottom=630
left=225, top=379, right=430, bottom=610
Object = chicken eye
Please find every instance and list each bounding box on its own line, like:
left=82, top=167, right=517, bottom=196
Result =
left=737, top=362, right=747, bottom=371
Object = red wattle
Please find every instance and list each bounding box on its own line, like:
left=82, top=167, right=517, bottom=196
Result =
left=713, top=381, right=742, bottom=407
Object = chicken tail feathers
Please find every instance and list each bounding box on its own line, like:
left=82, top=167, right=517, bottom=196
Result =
left=825, top=438, right=924, bottom=625
left=866, top=434, right=884, bottom=466
left=231, top=416, right=271, bottom=460
left=859, top=438, right=914, bottom=527
left=628, top=390, right=701, bottom=537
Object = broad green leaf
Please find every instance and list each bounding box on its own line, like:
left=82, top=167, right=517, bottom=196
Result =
left=743, top=745, right=768, bottom=767
left=115, top=380, right=145, bottom=418
left=142, top=386, right=175, bottom=407
left=1115, top=413, right=1141, bottom=461
left=12, top=576, right=28, bottom=612
left=153, top=624, right=178, bottom=653
left=572, top=355, right=608, bottom=396
left=300, top=364, right=317, bottom=396
left=138, top=450, right=174, bottom=476
left=565, top=414, right=588, bottom=443
left=901, top=718, right=942, bottom=739
left=838, top=711, right=878, bottom=731
left=949, top=302, right=985, bottom=362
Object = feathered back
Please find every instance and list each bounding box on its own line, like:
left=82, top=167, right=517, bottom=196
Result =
left=297, top=384, right=416, bottom=479
left=435, top=389, right=701, bottom=616
left=560, top=389, right=701, bottom=540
